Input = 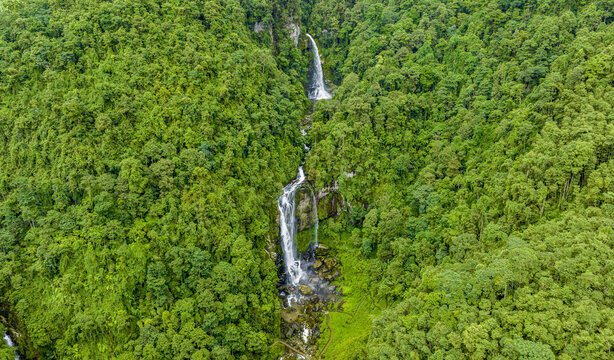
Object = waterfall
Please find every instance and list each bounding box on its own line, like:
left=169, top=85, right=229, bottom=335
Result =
left=277, top=167, right=307, bottom=287
left=278, top=35, right=330, bottom=292
left=276, top=32, right=334, bottom=356
left=3, top=333, right=20, bottom=360
left=306, top=34, right=332, bottom=100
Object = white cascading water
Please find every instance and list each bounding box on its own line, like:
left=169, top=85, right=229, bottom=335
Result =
left=306, top=34, right=332, bottom=100
left=3, top=333, right=20, bottom=360
left=277, top=32, right=334, bottom=357
left=278, top=34, right=331, bottom=292
left=278, top=167, right=307, bottom=288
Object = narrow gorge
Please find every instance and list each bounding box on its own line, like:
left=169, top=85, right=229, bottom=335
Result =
left=275, top=34, right=339, bottom=359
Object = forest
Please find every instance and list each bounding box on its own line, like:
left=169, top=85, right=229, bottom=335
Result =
left=304, top=0, right=614, bottom=358
left=0, top=0, right=308, bottom=358
left=0, top=0, right=613, bottom=359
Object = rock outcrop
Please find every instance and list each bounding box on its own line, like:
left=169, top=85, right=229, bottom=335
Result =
left=254, top=21, right=266, bottom=33
left=286, top=23, right=300, bottom=47
left=294, top=182, right=342, bottom=232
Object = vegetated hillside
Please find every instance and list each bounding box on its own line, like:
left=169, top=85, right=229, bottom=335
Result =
left=304, top=0, right=614, bottom=358
left=0, top=0, right=308, bottom=358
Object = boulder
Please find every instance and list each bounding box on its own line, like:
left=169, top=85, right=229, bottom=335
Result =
left=281, top=308, right=300, bottom=323
left=296, top=188, right=318, bottom=232
left=331, top=270, right=341, bottom=280
left=299, top=284, right=313, bottom=295
left=315, top=243, right=330, bottom=256
left=324, top=258, right=337, bottom=270
left=323, top=270, right=341, bottom=282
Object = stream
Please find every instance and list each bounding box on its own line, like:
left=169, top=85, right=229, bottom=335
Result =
left=0, top=33, right=335, bottom=360
left=276, top=34, right=337, bottom=359
left=3, top=333, right=20, bottom=360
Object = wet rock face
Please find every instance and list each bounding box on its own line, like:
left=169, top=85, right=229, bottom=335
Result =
left=295, top=187, right=317, bottom=232
left=295, top=184, right=342, bottom=232
left=316, top=182, right=342, bottom=220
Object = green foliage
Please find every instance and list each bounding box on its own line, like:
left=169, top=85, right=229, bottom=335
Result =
left=1, top=0, right=613, bottom=358
left=304, top=0, right=614, bottom=358
left=314, top=220, right=384, bottom=360
left=0, top=0, right=309, bottom=358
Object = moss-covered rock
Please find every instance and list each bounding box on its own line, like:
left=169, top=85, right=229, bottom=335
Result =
left=299, top=285, right=314, bottom=295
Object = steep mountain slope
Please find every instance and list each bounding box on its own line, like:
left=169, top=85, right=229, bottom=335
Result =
left=304, top=0, right=614, bottom=358
left=1, top=0, right=613, bottom=359
left=0, top=0, right=307, bottom=358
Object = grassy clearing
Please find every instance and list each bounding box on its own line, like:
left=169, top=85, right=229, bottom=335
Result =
left=314, top=220, right=384, bottom=359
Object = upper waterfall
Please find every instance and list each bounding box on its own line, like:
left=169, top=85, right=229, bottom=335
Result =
left=306, top=34, right=332, bottom=100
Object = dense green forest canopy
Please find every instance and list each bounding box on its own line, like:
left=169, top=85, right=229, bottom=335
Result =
left=0, top=0, right=613, bottom=359
left=304, top=0, right=614, bottom=358
left=0, top=0, right=308, bottom=358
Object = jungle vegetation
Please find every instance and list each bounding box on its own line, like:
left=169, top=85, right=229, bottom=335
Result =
left=304, top=0, right=614, bottom=358
left=0, top=0, right=613, bottom=359
left=0, top=0, right=307, bottom=358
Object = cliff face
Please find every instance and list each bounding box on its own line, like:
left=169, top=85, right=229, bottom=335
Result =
left=315, top=183, right=342, bottom=221
left=286, top=23, right=300, bottom=46
left=295, top=182, right=341, bottom=232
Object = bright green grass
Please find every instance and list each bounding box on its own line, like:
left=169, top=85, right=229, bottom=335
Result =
left=314, top=221, right=384, bottom=360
